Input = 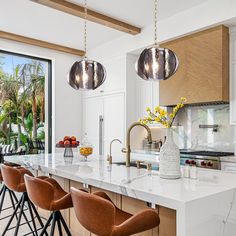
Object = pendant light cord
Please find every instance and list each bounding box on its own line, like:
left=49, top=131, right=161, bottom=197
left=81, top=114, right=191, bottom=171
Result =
left=154, top=0, right=157, bottom=45
left=84, top=0, right=87, bottom=58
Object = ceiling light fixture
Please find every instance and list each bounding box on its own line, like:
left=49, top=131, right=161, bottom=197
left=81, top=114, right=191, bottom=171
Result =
left=67, top=0, right=106, bottom=90
left=136, top=0, right=179, bottom=81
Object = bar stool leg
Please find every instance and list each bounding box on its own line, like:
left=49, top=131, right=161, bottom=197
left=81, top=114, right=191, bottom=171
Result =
left=30, top=200, right=49, bottom=236
left=49, top=213, right=57, bottom=236
left=2, top=192, right=36, bottom=236
left=14, top=193, right=27, bottom=236
left=2, top=193, right=22, bottom=235
left=8, top=190, right=19, bottom=221
left=0, top=184, right=4, bottom=195
left=27, top=200, right=38, bottom=236
left=40, top=214, right=53, bottom=236
left=0, top=186, right=19, bottom=221
left=57, top=217, right=63, bottom=236
left=58, top=211, right=71, bottom=236
left=0, top=185, right=7, bottom=213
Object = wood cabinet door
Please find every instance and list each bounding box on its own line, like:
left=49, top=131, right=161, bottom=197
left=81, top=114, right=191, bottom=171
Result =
left=158, top=206, right=176, bottom=236
left=230, top=30, right=236, bottom=124
left=121, top=196, right=158, bottom=236
left=159, top=25, right=229, bottom=106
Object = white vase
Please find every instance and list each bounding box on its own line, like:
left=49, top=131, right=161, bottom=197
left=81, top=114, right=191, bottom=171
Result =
left=159, top=128, right=181, bottom=179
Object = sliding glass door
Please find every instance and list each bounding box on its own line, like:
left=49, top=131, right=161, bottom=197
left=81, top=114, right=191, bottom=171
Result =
left=0, top=50, right=52, bottom=154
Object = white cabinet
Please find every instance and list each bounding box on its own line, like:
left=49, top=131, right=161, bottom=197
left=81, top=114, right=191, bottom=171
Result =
left=84, top=97, right=103, bottom=155
left=103, top=93, right=125, bottom=155
left=136, top=79, right=159, bottom=120
left=102, top=56, right=126, bottom=93
left=83, top=92, right=125, bottom=156
left=230, top=28, right=236, bottom=124
left=84, top=55, right=126, bottom=98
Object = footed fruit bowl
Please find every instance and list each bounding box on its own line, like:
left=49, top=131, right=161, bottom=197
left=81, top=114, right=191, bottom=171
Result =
left=56, top=136, right=80, bottom=157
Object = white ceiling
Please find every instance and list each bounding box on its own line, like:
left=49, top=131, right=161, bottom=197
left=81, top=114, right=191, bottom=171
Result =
left=71, top=0, right=207, bottom=28
left=0, top=0, right=207, bottom=52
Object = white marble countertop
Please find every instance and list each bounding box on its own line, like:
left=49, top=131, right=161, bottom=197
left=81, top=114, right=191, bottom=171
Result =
left=3, top=153, right=236, bottom=236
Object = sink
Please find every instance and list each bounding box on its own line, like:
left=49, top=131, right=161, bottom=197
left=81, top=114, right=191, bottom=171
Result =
left=115, top=161, right=159, bottom=171
left=114, top=161, right=146, bottom=169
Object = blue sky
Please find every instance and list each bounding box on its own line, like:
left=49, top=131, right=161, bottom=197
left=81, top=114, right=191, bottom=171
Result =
left=0, top=52, right=46, bottom=75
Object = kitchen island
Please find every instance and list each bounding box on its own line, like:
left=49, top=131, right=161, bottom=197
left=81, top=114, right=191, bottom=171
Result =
left=3, top=153, right=236, bottom=236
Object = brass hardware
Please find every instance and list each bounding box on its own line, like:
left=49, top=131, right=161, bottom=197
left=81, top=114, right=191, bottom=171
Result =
left=123, top=122, right=152, bottom=167
left=107, top=139, right=122, bottom=164
left=147, top=163, right=152, bottom=171
left=136, top=161, right=141, bottom=169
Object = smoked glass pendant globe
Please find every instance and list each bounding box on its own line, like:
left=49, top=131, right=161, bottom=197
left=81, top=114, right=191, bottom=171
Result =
left=136, top=46, right=179, bottom=81
left=67, top=59, right=106, bottom=90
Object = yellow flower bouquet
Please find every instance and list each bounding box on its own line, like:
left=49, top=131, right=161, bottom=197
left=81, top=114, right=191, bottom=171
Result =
left=139, top=97, right=187, bottom=128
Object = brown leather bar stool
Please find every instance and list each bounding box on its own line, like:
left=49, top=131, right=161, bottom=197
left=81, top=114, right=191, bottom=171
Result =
left=1, top=164, right=47, bottom=236
left=0, top=162, right=21, bottom=220
left=24, top=175, right=73, bottom=236
left=71, top=188, right=160, bottom=236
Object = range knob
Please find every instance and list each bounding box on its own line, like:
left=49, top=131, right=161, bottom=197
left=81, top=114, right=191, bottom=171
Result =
left=207, top=161, right=213, bottom=167
left=201, top=161, right=206, bottom=166
left=191, top=160, right=196, bottom=166
left=185, top=160, right=190, bottom=165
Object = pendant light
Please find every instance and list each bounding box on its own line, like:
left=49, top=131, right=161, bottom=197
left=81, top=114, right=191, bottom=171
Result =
left=67, top=0, right=106, bottom=90
left=136, top=0, right=179, bottom=81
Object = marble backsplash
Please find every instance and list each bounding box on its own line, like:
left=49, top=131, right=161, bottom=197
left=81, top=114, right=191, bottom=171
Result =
left=172, top=104, right=234, bottom=152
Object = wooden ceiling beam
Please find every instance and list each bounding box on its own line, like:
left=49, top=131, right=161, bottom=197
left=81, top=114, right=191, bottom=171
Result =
left=30, top=0, right=141, bottom=35
left=0, top=31, right=85, bottom=56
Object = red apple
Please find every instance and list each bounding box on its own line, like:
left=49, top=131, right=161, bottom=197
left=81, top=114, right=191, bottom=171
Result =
left=64, top=140, right=71, bottom=146
left=64, top=136, right=70, bottom=141
left=59, top=141, right=64, bottom=147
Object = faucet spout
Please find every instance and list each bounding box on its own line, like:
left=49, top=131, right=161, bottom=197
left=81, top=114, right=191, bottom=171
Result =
left=107, top=139, right=122, bottom=164
left=122, top=122, right=152, bottom=167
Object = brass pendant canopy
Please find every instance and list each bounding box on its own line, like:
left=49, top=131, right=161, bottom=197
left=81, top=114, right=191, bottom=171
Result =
left=136, top=0, right=179, bottom=81
left=68, top=0, right=106, bottom=90
left=136, top=46, right=179, bottom=81
left=67, top=59, right=106, bottom=90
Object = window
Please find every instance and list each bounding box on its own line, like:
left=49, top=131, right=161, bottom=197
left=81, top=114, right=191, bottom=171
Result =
left=0, top=50, right=52, bottom=154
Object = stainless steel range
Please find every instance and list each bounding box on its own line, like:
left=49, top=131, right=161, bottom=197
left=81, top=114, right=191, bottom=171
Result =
left=180, top=150, right=234, bottom=170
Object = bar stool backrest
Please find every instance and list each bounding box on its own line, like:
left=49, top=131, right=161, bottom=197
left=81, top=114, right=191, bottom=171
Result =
left=24, top=175, right=54, bottom=210
left=1, top=165, right=22, bottom=191
left=71, top=187, right=116, bottom=236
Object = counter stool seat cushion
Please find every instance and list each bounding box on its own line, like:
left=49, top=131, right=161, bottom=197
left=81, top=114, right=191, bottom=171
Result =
left=71, top=188, right=160, bottom=236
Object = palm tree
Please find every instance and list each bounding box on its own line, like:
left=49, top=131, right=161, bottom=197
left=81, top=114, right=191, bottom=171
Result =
left=21, top=61, right=45, bottom=140
left=0, top=65, right=24, bottom=145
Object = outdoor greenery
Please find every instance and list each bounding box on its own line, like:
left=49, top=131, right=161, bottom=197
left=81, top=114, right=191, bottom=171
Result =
left=0, top=56, right=45, bottom=148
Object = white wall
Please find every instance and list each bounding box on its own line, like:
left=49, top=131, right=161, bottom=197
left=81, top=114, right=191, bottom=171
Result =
left=0, top=39, right=82, bottom=152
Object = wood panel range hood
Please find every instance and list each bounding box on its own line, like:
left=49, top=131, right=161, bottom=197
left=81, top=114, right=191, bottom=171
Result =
left=159, top=25, right=229, bottom=106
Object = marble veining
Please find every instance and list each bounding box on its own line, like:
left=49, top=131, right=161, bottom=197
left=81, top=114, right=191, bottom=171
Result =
left=172, top=104, right=234, bottom=152
left=3, top=153, right=236, bottom=236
